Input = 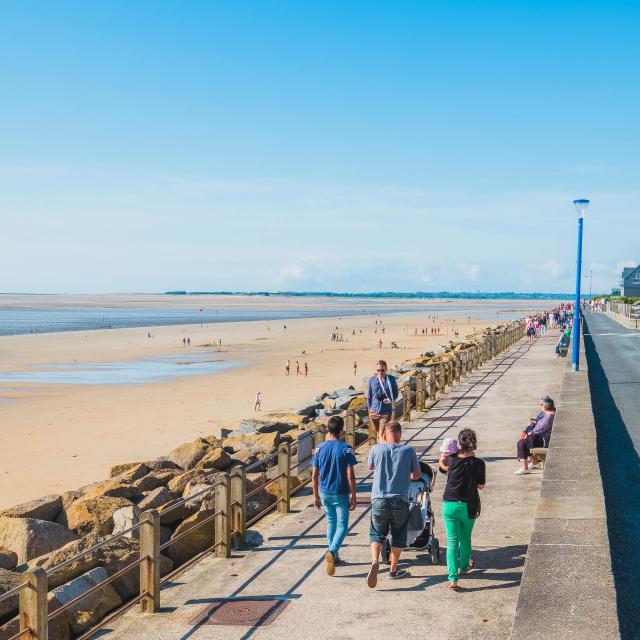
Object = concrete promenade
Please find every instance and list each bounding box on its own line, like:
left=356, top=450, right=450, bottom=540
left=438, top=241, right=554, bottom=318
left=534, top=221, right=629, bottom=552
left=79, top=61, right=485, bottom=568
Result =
left=95, top=335, right=566, bottom=640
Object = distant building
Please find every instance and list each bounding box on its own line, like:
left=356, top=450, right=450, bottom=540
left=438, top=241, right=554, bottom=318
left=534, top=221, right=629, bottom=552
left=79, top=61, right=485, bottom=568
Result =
left=621, top=265, right=640, bottom=297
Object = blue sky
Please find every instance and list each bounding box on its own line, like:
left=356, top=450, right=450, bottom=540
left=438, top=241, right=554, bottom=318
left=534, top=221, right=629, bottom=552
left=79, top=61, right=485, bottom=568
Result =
left=1, top=1, right=638, bottom=294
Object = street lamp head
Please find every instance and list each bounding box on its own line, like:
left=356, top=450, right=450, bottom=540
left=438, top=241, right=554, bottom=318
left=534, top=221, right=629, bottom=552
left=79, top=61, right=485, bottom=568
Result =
left=573, top=198, right=590, bottom=218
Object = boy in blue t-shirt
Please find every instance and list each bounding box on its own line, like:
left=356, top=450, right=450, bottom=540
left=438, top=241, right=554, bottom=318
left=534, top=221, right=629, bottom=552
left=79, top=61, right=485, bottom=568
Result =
left=312, top=415, right=358, bottom=576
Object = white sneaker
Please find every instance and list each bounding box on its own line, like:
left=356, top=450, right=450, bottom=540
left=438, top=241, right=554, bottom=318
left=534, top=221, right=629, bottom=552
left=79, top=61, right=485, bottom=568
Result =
left=514, top=468, right=530, bottom=475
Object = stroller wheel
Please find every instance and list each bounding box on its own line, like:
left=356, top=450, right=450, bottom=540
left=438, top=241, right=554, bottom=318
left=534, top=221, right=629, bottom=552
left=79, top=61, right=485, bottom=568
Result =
left=430, top=537, right=440, bottom=565
left=382, top=538, right=391, bottom=564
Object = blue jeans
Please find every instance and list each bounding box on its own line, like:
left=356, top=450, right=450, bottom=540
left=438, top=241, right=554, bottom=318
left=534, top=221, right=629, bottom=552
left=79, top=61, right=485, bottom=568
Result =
left=321, top=494, right=350, bottom=556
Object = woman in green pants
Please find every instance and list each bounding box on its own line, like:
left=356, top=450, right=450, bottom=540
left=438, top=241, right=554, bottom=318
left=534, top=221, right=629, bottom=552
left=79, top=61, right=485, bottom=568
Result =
left=440, top=429, right=486, bottom=590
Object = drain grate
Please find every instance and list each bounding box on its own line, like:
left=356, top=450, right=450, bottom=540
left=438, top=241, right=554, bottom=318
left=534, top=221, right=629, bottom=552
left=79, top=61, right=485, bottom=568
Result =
left=189, top=598, right=290, bottom=626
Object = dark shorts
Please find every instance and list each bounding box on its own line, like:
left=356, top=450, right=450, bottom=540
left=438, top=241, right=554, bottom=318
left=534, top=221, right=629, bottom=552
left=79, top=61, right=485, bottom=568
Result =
left=369, top=497, right=410, bottom=548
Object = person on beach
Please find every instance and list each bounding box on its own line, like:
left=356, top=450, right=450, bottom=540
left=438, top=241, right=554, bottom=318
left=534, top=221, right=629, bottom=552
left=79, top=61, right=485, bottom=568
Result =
left=304, top=362, right=309, bottom=376
left=353, top=361, right=358, bottom=376
left=367, top=360, right=399, bottom=442
left=312, top=416, right=358, bottom=576
left=367, top=420, right=421, bottom=587
left=442, top=429, right=486, bottom=590
left=254, top=391, right=262, bottom=412
left=285, top=360, right=290, bottom=375
left=514, top=398, right=555, bottom=475
left=296, top=361, right=301, bottom=375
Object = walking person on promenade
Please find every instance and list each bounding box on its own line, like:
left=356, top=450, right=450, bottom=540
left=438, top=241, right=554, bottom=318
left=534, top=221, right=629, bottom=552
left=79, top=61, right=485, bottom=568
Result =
left=441, top=428, right=485, bottom=590
left=311, top=416, right=358, bottom=576
left=367, top=420, right=421, bottom=587
left=367, top=360, right=399, bottom=442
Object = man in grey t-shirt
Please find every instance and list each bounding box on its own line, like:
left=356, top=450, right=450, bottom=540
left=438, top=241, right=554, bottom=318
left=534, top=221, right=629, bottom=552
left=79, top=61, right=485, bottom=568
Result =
left=366, top=420, right=420, bottom=588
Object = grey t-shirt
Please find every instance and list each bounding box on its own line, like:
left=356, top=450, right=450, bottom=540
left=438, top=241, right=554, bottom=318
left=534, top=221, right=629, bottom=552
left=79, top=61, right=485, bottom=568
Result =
left=368, top=444, right=420, bottom=500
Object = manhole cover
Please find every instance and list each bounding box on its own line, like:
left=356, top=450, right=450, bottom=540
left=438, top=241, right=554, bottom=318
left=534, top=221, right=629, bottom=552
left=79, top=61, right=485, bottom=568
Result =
left=189, top=599, right=290, bottom=626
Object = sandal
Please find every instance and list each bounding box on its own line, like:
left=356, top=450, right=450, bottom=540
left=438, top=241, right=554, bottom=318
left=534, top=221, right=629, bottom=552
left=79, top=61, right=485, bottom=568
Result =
left=449, top=582, right=458, bottom=590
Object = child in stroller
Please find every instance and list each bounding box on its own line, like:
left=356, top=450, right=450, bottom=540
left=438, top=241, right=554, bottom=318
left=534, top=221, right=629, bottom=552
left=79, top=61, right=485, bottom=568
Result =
left=381, top=460, right=440, bottom=565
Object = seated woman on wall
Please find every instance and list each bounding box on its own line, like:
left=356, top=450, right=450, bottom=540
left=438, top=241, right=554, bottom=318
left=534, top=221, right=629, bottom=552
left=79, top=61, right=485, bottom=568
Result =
left=555, top=327, right=571, bottom=356
left=514, top=397, right=556, bottom=476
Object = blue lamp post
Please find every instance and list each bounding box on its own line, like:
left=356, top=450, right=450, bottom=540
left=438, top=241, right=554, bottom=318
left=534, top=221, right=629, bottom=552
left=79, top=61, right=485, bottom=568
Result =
left=571, top=198, right=589, bottom=371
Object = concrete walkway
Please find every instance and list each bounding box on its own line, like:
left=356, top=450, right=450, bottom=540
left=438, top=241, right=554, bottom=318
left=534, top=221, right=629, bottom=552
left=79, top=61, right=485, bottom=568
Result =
left=94, top=334, right=565, bottom=640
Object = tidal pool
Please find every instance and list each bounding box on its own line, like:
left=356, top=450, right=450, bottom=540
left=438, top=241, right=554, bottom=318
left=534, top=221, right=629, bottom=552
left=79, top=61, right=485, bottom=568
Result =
left=0, top=352, right=240, bottom=386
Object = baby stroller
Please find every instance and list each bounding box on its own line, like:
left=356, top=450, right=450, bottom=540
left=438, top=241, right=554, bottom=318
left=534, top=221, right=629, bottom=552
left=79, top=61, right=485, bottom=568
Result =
left=381, top=460, right=440, bottom=565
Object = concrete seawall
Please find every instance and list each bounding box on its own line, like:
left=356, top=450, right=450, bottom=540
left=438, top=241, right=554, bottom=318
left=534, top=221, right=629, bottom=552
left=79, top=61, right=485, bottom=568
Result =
left=510, top=335, right=619, bottom=639
left=605, top=309, right=639, bottom=330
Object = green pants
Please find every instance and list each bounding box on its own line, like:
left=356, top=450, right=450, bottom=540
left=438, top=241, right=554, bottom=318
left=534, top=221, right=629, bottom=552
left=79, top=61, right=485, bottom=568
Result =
left=442, top=500, right=476, bottom=583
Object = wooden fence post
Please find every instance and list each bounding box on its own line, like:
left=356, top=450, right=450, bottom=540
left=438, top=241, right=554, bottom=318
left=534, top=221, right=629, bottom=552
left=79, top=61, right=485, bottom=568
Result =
left=214, top=473, right=232, bottom=558
left=20, top=568, right=47, bottom=640
left=429, top=367, right=437, bottom=402
left=230, top=466, right=246, bottom=548
left=402, top=381, right=411, bottom=421
left=277, top=443, right=291, bottom=515
left=416, top=373, right=425, bottom=411
left=139, top=509, right=160, bottom=613
left=345, top=410, right=356, bottom=448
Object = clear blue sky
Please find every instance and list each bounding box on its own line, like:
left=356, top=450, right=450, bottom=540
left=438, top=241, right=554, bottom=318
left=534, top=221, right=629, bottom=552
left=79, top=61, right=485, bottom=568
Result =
left=1, top=1, right=638, bottom=294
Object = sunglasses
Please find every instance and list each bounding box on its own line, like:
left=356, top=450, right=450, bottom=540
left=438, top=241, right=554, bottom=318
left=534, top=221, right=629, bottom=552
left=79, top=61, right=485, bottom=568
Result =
left=376, top=368, right=386, bottom=372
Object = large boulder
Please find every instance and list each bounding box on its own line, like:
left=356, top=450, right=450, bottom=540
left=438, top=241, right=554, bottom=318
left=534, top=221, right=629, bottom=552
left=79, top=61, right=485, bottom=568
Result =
left=166, top=508, right=215, bottom=565
left=0, top=517, right=78, bottom=564
left=348, top=396, right=367, bottom=412
left=295, top=403, right=323, bottom=417
left=111, top=506, right=142, bottom=539
left=133, top=469, right=181, bottom=492
left=0, top=548, right=17, bottom=570
left=243, top=413, right=308, bottom=433
left=224, top=432, right=279, bottom=453
left=244, top=475, right=277, bottom=522
left=30, top=533, right=173, bottom=600
left=167, top=470, right=201, bottom=495
left=49, top=567, right=122, bottom=635
left=0, top=568, right=20, bottom=620
left=108, top=462, right=149, bottom=480
left=195, top=448, right=231, bottom=472
left=166, top=440, right=209, bottom=470
left=0, top=603, right=70, bottom=640
left=81, top=480, right=142, bottom=501
left=329, top=386, right=356, bottom=399
left=0, top=495, right=63, bottom=522
left=157, top=500, right=186, bottom=526
left=63, top=497, right=132, bottom=536
left=137, top=487, right=173, bottom=511
left=143, top=458, right=181, bottom=471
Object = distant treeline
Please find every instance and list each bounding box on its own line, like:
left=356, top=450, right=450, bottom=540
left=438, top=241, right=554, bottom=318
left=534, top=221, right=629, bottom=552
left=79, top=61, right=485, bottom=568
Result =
left=164, top=290, right=572, bottom=300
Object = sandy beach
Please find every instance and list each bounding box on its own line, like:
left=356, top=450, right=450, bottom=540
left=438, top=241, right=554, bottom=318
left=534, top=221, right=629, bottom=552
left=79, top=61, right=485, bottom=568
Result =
left=0, top=295, right=552, bottom=508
